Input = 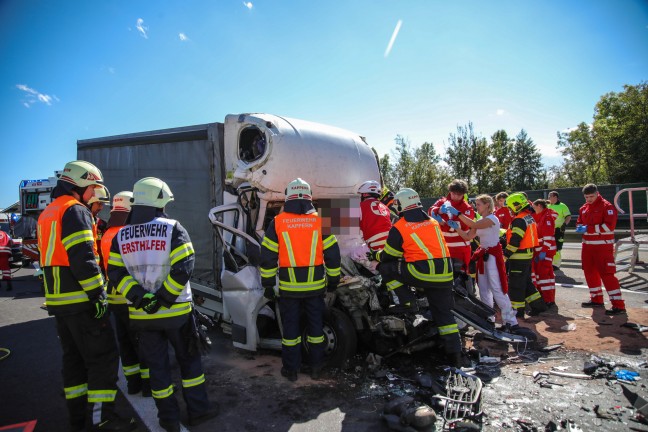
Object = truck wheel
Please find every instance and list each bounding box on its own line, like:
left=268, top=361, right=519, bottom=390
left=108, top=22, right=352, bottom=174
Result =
left=303, top=307, right=357, bottom=369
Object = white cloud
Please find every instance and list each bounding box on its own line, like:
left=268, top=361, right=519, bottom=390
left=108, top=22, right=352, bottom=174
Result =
left=136, top=18, right=148, bottom=39
left=496, top=109, right=505, bottom=116
left=243, top=2, right=253, bottom=9
left=178, top=32, right=189, bottom=41
left=384, top=20, right=402, bottom=58
left=16, top=84, right=59, bottom=108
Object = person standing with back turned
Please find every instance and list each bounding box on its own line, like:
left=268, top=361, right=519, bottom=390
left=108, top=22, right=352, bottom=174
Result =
left=37, top=160, right=136, bottom=431
left=108, top=177, right=218, bottom=431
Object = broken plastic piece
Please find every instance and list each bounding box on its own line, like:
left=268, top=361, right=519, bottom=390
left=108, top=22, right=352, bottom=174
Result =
left=560, top=323, right=577, bottom=331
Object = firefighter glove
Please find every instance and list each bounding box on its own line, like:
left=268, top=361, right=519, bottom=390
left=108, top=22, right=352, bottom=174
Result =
left=535, top=251, right=546, bottom=262
left=141, top=293, right=161, bottom=315
left=264, top=286, right=276, bottom=300
left=446, top=220, right=460, bottom=230
left=441, top=202, right=459, bottom=216
left=90, top=293, right=108, bottom=319
left=575, top=224, right=587, bottom=234
left=366, top=249, right=379, bottom=261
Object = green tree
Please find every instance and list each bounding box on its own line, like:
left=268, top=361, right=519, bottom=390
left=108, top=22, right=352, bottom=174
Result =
left=410, top=141, right=452, bottom=198
left=510, top=129, right=543, bottom=190
left=389, top=135, right=415, bottom=191
left=378, top=153, right=394, bottom=191
left=593, top=82, right=648, bottom=183
left=444, top=122, right=491, bottom=192
left=556, top=122, right=608, bottom=185
left=490, top=130, right=513, bottom=193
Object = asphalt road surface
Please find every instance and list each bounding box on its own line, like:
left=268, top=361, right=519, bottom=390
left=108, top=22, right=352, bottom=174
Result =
left=1, top=242, right=647, bottom=431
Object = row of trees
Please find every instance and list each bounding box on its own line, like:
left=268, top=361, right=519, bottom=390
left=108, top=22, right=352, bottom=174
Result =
left=379, top=82, right=648, bottom=197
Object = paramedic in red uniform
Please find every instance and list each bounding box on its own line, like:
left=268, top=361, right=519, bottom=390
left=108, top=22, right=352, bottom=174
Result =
left=428, top=179, right=475, bottom=273
left=0, top=229, right=13, bottom=291
left=531, top=199, right=557, bottom=309
left=577, top=183, right=626, bottom=315
left=357, top=180, right=392, bottom=252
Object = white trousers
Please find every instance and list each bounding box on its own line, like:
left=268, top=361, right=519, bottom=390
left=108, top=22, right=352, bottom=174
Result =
left=477, top=257, right=518, bottom=326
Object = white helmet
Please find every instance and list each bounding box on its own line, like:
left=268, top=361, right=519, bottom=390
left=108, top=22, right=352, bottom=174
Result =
left=132, top=177, right=174, bottom=208
left=394, top=188, right=422, bottom=212
left=111, top=191, right=133, bottom=213
left=59, top=160, right=104, bottom=188
left=285, top=178, right=312, bottom=201
left=87, top=185, right=110, bottom=205
left=357, top=180, right=381, bottom=195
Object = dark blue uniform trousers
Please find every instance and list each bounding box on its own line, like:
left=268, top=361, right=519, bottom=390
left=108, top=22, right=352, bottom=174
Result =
left=137, top=314, right=210, bottom=424
left=279, top=295, right=325, bottom=372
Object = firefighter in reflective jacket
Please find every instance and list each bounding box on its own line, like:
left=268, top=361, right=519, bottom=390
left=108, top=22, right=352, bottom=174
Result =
left=260, top=178, right=341, bottom=382
left=0, top=229, right=13, bottom=291
left=100, top=191, right=150, bottom=397
left=375, top=188, right=462, bottom=367
left=504, top=193, right=548, bottom=318
left=37, top=160, right=136, bottom=432
left=577, top=183, right=626, bottom=315
left=108, top=178, right=218, bottom=431
left=357, top=180, right=392, bottom=251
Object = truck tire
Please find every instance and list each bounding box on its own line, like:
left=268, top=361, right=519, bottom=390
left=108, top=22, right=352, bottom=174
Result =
left=303, top=307, right=357, bottom=369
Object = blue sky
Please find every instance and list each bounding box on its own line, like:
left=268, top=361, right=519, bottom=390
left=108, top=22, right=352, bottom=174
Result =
left=1, top=0, right=647, bottom=208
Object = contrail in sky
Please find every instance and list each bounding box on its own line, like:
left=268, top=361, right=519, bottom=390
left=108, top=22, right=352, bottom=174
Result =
left=384, top=20, right=402, bottom=58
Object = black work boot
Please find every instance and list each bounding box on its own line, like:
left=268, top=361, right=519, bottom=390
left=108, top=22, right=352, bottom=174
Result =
left=188, top=404, right=220, bottom=426
left=159, top=419, right=180, bottom=432
left=581, top=300, right=604, bottom=308
left=281, top=367, right=298, bottom=382
left=91, top=416, right=137, bottom=431
left=126, top=377, right=142, bottom=395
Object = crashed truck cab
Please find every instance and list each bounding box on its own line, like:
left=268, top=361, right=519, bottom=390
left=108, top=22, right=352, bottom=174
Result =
left=195, top=113, right=380, bottom=354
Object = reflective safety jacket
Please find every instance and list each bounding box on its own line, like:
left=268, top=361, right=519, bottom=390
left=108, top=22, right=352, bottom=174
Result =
left=108, top=216, right=195, bottom=324
left=577, top=194, right=617, bottom=247
left=532, top=207, right=557, bottom=258
left=260, top=210, right=341, bottom=298
left=379, top=209, right=453, bottom=286
left=359, top=197, right=392, bottom=251
left=101, top=226, right=127, bottom=305
left=547, top=201, right=571, bottom=229
left=428, top=196, right=475, bottom=261
left=37, top=195, right=105, bottom=315
left=505, top=208, right=538, bottom=260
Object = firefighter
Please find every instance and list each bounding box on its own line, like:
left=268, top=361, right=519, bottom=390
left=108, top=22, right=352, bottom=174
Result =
left=547, top=191, right=571, bottom=270
left=107, top=177, right=218, bottom=432
left=379, top=186, right=400, bottom=223
left=259, top=178, right=341, bottom=382
left=428, top=179, right=475, bottom=274
left=531, top=199, right=557, bottom=309
left=88, top=185, right=110, bottom=269
left=0, top=229, right=13, bottom=291
left=577, top=183, right=626, bottom=315
left=37, top=160, right=136, bottom=431
left=100, top=191, right=150, bottom=397
left=357, top=180, right=392, bottom=252
left=375, top=188, right=462, bottom=367
left=503, top=193, right=548, bottom=318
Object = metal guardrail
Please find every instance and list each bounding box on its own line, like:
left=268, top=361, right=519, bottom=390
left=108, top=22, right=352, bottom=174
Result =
left=614, top=187, right=648, bottom=273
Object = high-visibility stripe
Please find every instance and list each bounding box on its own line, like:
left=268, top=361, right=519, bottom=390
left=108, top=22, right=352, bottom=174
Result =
left=129, top=302, right=192, bottom=320
left=511, top=301, right=525, bottom=308
left=282, top=233, right=297, bottom=268
left=307, top=335, right=325, bottom=344
left=170, top=242, right=194, bottom=265
left=383, top=242, right=403, bottom=258
left=407, top=262, right=453, bottom=283
left=78, top=273, right=104, bottom=292
left=438, top=324, right=459, bottom=335
left=152, top=384, right=174, bottom=399
left=117, top=276, right=138, bottom=298
left=278, top=279, right=326, bottom=291
left=182, top=374, right=205, bottom=388
left=261, top=236, right=279, bottom=253
left=282, top=336, right=302, bottom=347
left=326, top=266, right=341, bottom=277
left=140, top=368, right=150, bottom=379
left=526, top=292, right=542, bottom=302
left=43, top=221, right=58, bottom=266
left=386, top=280, right=404, bottom=290
left=46, top=292, right=90, bottom=306
left=260, top=267, right=278, bottom=277
left=122, top=364, right=140, bottom=377
left=62, top=229, right=94, bottom=250
left=87, top=389, right=117, bottom=403
left=64, top=383, right=88, bottom=400
left=108, top=252, right=124, bottom=267
left=163, top=275, right=184, bottom=295
left=410, top=234, right=434, bottom=260
left=322, top=235, right=337, bottom=250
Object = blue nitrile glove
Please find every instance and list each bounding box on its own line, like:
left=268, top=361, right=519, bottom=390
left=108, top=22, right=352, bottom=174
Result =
left=575, top=224, right=587, bottom=234
left=535, top=252, right=547, bottom=262
left=430, top=213, right=443, bottom=224
left=615, top=369, right=640, bottom=381
left=442, top=202, right=460, bottom=216
left=447, top=220, right=460, bottom=230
